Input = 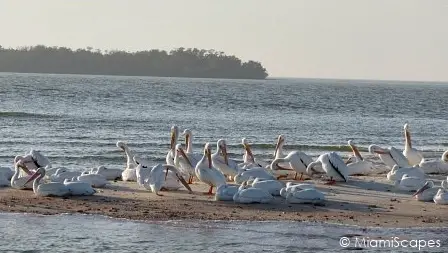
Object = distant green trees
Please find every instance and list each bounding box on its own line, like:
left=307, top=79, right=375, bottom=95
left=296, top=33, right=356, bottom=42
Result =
left=0, top=45, right=268, bottom=79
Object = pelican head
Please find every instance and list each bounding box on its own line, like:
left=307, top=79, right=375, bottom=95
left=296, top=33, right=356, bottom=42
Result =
left=404, top=123, right=409, bottom=131
left=368, top=144, right=388, bottom=155
left=116, top=141, right=127, bottom=151
left=203, top=143, right=212, bottom=168
left=182, top=129, right=192, bottom=148
left=413, top=180, right=434, bottom=197
left=176, top=144, right=192, bottom=167
left=242, top=138, right=254, bottom=162
left=170, top=125, right=179, bottom=150
left=216, top=139, right=229, bottom=165
left=348, top=140, right=363, bottom=160
left=274, top=135, right=285, bottom=158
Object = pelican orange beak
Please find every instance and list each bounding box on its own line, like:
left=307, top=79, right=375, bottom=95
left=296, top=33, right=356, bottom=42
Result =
left=413, top=182, right=431, bottom=197
left=405, top=128, right=412, bottom=148
left=24, top=170, right=41, bottom=185
left=207, top=148, right=212, bottom=169
left=374, top=150, right=388, bottom=155
left=221, top=144, right=229, bottom=166
left=170, top=131, right=176, bottom=150
left=274, top=136, right=283, bottom=158
left=243, top=143, right=254, bottom=162
left=175, top=173, right=193, bottom=193
left=178, top=147, right=193, bottom=167
left=185, top=134, right=190, bottom=150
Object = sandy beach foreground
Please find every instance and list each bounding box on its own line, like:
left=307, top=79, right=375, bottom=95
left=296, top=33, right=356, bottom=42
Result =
left=1, top=175, right=447, bottom=228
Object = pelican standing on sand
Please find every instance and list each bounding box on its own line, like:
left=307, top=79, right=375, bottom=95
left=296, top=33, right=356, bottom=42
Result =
left=25, top=167, right=70, bottom=197
left=117, top=141, right=137, bottom=181
left=182, top=129, right=202, bottom=164
left=211, top=139, right=239, bottom=181
left=174, top=144, right=196, bottom=184
left=196, top=143, right=227, bottom=195
left=403, top=123, right=424, bottom=166
left=166, top=125, right=179, bottom=166
left=142, top=164, right=192, bottom=196
left=306, top=152, right=349, bottom=184
left=271, top=151, right=313, bottom=180
left=241, top=138, right=268, bottom=168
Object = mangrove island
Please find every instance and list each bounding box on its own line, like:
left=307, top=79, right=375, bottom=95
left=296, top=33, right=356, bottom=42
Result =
left=0, top=45, right=269, bottom=79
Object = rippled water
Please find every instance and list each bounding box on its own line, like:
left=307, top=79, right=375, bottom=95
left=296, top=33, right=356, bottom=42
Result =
left=0, top=72, right=447, bottom=170
left=1, top=213, right=447, bottom=252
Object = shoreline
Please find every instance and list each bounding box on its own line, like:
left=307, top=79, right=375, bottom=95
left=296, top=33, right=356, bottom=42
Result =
left=1, top=175, right=448, bottom=228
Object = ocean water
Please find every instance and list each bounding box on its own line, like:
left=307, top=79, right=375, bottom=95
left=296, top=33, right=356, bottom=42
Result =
left=1, top=213, right=447, bottom=253
left=0, top=72, right=447, bottom=170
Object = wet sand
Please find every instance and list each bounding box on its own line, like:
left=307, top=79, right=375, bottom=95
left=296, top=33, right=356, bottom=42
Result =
left=1, top=174, right=447, bottom=228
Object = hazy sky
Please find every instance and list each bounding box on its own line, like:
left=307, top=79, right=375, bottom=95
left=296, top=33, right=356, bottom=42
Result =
left=1, top=0, right=447, bottom=81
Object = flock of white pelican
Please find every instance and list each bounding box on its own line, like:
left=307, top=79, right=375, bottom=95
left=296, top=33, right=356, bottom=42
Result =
left=0, top=123, right=447, bottom=206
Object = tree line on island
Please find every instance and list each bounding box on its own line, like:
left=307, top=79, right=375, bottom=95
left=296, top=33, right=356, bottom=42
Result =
left=0, top=45, right=268, bottom=79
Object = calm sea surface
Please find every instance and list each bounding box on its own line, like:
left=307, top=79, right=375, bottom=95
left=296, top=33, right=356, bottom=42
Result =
left=1, top=72, right=447, bottom=170
left=1, top=73, right=448, bottom=252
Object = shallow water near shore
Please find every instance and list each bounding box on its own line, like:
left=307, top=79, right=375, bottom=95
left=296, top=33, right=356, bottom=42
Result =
left=1, top=212, right=447, bottom=252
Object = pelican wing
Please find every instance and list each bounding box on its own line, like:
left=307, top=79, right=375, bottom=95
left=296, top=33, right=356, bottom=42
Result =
left=327, top=152, right=348, bottom=182
left=389, top=147, right=410, bottom=168
left=29, top=149, right=51, bottom=168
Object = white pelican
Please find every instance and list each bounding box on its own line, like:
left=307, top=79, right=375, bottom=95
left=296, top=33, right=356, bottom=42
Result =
left=166, top=125, right=179, bottom=166
left=280, top=182, right=315, bottom=198
left=306, top=152, right=349, bottom=184
left=133, top=156, right=182, bottom=190
left=10, top=164, right=34, bottom=189
left=50, top=168, right=82, bottom=183
left=241, top=138, right=268, bottom=168
left=215, top=184, right=240, bottom=201
left=394, top=174, right=426, bottom=192
left=90, top=166, right=122, bottom=180
left=386, top=165, right=425, bottom=181
left=433, top=188, right=448, bottom=205
left=0, top=167, right=14, bottom=181
left=233, top=181, right=274, bottom=204
left=273, top=135, right=292, bottom=169
left=182, top=129, right=202, bottom=164
left=142, top=164, right=192, bottom=196
left=250, top=177, right=284, bottom=196
left=196, top=143, right=227, bottom=195
left=63, top=178, right=96, bottom=196
left=413, top=180, right=446, bottom=202
left=116, top=141, right=137, bottom=181
left=403, top=123, right=424, bottom=166
left=174, top=144, right=196, bottom=184
left=271, top=151, right=314, bottom=180
left=346, top=140, right=376, bottom=175
left=369, top=145, right=410, bottom=169
left=211, top=139, right=239, bottom=180
left=234, top=167, right=276, bottom=184
left=419, top=151, right=448, bottom=174
left=24, top=167, right=69, bottom=197
left=76, top=170, right=109, bottom=188
left=286, top=188, right=326, bottom=204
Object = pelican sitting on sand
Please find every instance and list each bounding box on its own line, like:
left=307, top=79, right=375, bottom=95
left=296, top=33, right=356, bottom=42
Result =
left=433, top=188, right=448, bottom=205
left=402, top=123, right=424, bottom=166
left=306, top=152, right=349, bottom=184
left=369, top=144, right=410, bottom=169
left=386, top=165, right=425, bottom=182
left=233, top=181, right=274, bottom=204
left=418, top=151, right=448, bottom=174
left=25, top=167, right=70, bottom=197
left=63, top=178, right=96, bottom=196
left=394, top=174, right=426, bottom=192
left=10, top=164, right=34, bottom=189
left=215, top=184, right=240, bottom=201
left=250, top=177, right=284, bottom=196
left=90, top=166, right=122, bottom=180
left=280, top=182, right=316, bottom=198
left=196, top=143, right=227, bottom=195
left=116, top=141, right=137, bottom=181
left=285, top=188, right=325, bottom=204
left=413, top=180, right=446, bottom=202
left=345, top=140, right=376, bottom=175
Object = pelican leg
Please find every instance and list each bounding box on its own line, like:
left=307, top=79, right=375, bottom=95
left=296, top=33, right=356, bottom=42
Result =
left=324, top=177, right=336, bottom=185
left=294, top=172, right=298, bottom=180
left=277, top=175, right=288, bottom=180
left=299, top=173, right=303, bottom=181
left=204, top=185, right=214, bottom=195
